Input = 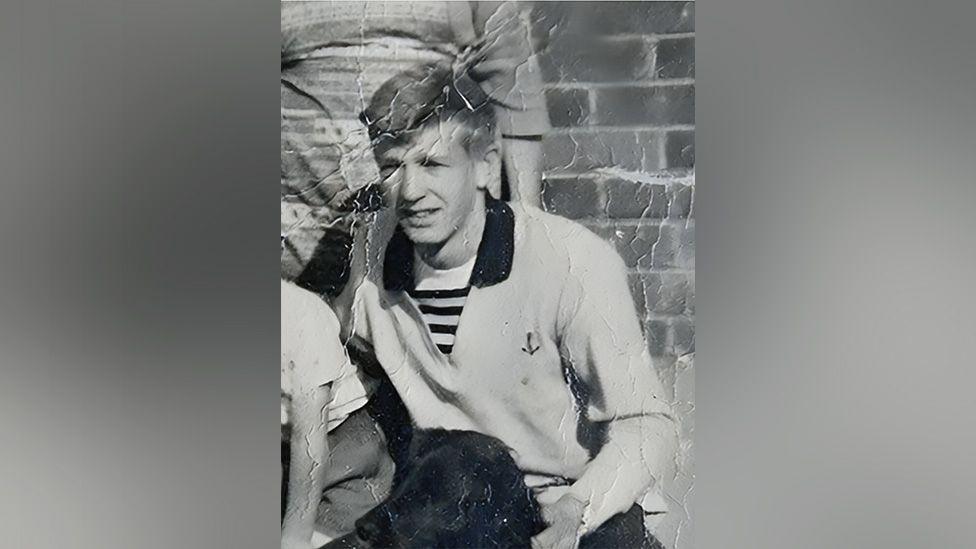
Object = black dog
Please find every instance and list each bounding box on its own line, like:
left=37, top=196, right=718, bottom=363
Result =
left=321, top=429, right=545, bottom=549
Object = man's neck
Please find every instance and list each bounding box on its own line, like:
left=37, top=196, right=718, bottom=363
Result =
left=416, top=204, right=486, bottom=271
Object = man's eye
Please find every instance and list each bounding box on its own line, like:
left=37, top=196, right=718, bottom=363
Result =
left=420, top=158, right=445, bottom=168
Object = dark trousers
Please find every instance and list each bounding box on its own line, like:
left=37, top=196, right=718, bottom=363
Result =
left=281, top=408, right=396, bottom=536
left=579, top=505, right=666, bottom=549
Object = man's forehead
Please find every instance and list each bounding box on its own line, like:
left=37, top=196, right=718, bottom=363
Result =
left=376, top=118, right=468, bottom=158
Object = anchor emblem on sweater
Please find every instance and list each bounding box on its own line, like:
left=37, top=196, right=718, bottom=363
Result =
left=521, top=332, right=540, bottom=355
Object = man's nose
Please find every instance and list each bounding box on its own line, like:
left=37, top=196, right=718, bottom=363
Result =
left=397, top=164, right=426, bottom=203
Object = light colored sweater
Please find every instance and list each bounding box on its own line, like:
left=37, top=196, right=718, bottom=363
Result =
left=352, top=199, right=677, bottom=533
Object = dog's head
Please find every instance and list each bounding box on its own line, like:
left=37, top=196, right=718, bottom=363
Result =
left=346, top=430, right=543, bottom=549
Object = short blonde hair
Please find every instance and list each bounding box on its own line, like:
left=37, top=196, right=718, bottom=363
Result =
left=360, top=61, right=497, bottom=157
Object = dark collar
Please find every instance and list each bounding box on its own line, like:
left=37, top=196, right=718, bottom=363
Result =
left=383, top=195, right=515, bottom=292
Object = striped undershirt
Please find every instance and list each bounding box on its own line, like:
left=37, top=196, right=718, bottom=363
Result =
left=407, top=287, right=471, bottom=355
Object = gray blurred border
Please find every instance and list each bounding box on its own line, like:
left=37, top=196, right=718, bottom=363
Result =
left=697, top=1, right=976, bottom=547
left=1, top=1, right=281, bottom=547
left=3, top=1, right=976, bottom=548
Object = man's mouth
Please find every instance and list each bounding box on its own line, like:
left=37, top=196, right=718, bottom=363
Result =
left=401, top=207, right=439, bottom=221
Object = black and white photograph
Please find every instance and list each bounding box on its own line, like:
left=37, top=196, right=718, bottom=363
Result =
left=280, top=2, right=695, bottom=547
left=15, top=1, right=976, bottom=549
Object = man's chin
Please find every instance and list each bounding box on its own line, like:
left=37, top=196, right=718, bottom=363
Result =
left=400, top=225, right=443, bottom=246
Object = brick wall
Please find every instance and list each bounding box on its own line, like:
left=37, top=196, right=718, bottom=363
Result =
left=531, top=1, right=695, bottom=365
left=530, top=3, right=694, bottom=544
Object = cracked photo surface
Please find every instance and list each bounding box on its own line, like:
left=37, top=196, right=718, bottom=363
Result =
left=280, top=2, right=694, bottom=548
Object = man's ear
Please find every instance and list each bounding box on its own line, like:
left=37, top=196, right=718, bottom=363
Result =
left=474, top=144, right=501, bottom=191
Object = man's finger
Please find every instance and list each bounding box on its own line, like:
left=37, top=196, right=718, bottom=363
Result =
left=531, top=527, right=555, bottom=549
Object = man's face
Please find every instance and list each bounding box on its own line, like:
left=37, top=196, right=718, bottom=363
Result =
left=374, top=119, right=492, bottom=246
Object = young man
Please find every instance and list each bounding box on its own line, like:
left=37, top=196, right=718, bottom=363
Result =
left=350, top=62, right=677, bottom=549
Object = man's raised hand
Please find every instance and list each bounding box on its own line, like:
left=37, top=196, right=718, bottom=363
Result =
left=531, top=494, right=587, bottom=549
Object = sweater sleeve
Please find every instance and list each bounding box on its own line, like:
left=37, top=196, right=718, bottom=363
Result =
left=466, top=1, right=551, bottom=136
left=556, top=236, right=677, bottom=532
left=557, top=237, right=673, bottom=422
